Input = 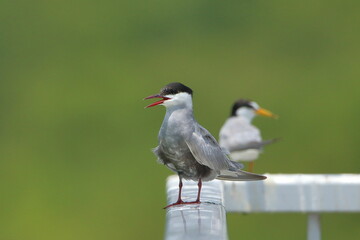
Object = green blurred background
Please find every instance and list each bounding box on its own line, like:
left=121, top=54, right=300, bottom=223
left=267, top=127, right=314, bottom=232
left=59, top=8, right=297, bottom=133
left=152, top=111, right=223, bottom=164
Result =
left=1, top=0, right=359, bottom=239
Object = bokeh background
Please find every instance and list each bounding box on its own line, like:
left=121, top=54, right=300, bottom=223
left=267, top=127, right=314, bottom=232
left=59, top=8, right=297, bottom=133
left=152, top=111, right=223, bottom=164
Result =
left=1, top=0, right=359, bottom=239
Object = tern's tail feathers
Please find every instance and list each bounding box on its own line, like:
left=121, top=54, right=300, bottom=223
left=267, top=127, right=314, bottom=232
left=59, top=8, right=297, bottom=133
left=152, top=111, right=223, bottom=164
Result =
left=216, top=169, right=266, bottom=181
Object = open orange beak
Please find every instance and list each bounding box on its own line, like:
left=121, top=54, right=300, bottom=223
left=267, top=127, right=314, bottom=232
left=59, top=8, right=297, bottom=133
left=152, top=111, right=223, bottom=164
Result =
left=144, top=94, right=171, bottom=108
left=255, top=108, right=278, bottom=119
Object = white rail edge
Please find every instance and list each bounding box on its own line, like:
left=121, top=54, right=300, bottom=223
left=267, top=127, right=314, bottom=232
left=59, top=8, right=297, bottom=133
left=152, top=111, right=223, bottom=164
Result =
left=164, top=174, right=360, bottom=240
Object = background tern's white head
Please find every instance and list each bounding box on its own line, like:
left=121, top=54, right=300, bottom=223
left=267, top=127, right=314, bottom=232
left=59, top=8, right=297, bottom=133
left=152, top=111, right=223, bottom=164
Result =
left=231, top=99, right=278, bottom=122
left=145, top=82, right=193, bottom=109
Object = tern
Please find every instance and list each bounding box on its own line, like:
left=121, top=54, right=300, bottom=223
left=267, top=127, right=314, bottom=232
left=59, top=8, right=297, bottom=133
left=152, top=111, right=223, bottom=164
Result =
left=145, top=83, right=266, bottom=208
left=219, top=99, right=278, bottom=172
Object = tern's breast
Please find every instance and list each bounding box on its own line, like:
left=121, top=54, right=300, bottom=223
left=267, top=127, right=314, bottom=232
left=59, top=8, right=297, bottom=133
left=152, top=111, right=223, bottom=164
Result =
left=155, top=108, right=215, bottom=181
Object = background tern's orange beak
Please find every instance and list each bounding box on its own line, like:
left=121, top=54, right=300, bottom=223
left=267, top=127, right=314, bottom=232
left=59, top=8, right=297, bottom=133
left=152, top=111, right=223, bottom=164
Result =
left=144, top=94, right=170, bottom=108
left=255, top=108, right=278, bottom=119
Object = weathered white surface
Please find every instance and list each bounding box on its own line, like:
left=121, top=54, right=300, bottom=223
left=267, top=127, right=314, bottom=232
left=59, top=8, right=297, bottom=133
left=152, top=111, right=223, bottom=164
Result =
left=223, top=174, right=360, bottom=213
left=165, top=176, right=228, bottom=240
left=165, top=174, right=360, bottom=240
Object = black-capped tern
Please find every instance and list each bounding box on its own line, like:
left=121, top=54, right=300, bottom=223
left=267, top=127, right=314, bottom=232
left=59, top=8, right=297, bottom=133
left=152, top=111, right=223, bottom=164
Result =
left=219, top=99, right=278, bottom=172
left=145, top=83, right=266, bottom=208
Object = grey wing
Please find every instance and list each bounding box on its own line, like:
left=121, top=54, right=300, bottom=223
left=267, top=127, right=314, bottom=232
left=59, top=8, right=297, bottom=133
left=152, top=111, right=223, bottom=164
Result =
left=185, top=124, right=244, bottom=171
left=229, top=138, right=280, bottom=152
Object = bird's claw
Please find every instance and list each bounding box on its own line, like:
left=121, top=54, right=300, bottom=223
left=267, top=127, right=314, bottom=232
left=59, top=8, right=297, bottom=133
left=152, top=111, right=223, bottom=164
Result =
left=164, top=200, right=201, bottom=209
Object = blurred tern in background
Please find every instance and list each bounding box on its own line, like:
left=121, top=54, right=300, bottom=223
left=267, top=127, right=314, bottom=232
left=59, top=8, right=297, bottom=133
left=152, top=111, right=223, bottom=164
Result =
left=219, top=99, right=278, bottom=172
left=145, top=83, right=266, bottom=208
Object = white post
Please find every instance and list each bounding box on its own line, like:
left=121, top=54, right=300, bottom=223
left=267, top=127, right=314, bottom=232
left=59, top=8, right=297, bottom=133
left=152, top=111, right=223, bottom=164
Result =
left=307, top=213, right=321, bottom=240
left=165, top=176, right=228, bottom=240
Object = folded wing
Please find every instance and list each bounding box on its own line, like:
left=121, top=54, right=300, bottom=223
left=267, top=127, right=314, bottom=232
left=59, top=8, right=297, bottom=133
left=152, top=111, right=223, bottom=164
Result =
left=185, top=124, right=266, bottom=181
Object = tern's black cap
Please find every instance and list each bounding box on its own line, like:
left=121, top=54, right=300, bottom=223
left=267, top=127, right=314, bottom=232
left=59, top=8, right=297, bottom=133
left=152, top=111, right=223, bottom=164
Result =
left=231, top=99, right=253, bottom=116
left=160, top=82, right=193, bottom=96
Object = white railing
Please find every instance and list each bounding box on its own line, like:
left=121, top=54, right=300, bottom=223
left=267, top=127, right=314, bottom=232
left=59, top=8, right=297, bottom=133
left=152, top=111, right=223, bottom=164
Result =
left=164, top=174, right=360, bottom=240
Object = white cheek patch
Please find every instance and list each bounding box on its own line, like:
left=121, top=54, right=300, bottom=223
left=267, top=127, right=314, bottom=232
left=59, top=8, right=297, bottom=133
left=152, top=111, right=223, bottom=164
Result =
left=236, top=107, right=256, bottom=120
left=163, top=93, right=192, bottom=108
left=236, top=107, right=250, bottom=116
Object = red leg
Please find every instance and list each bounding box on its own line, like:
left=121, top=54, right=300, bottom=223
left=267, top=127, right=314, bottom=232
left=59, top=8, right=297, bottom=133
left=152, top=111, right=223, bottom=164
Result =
left=184, top=178, right=202, bottom=205
left=164, top=178, right=202, bottom=209
left=176, top=177, right=184, bottom=203
left=164, top=176, right=185, bottom=209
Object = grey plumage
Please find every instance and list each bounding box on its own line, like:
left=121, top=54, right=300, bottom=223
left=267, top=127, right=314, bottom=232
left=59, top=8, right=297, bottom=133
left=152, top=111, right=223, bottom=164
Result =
left=145, top=83, right=266, bottom=207
left=151, top=85, right=265, bottom=182
left=227, top=138, right=280, bottom=152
